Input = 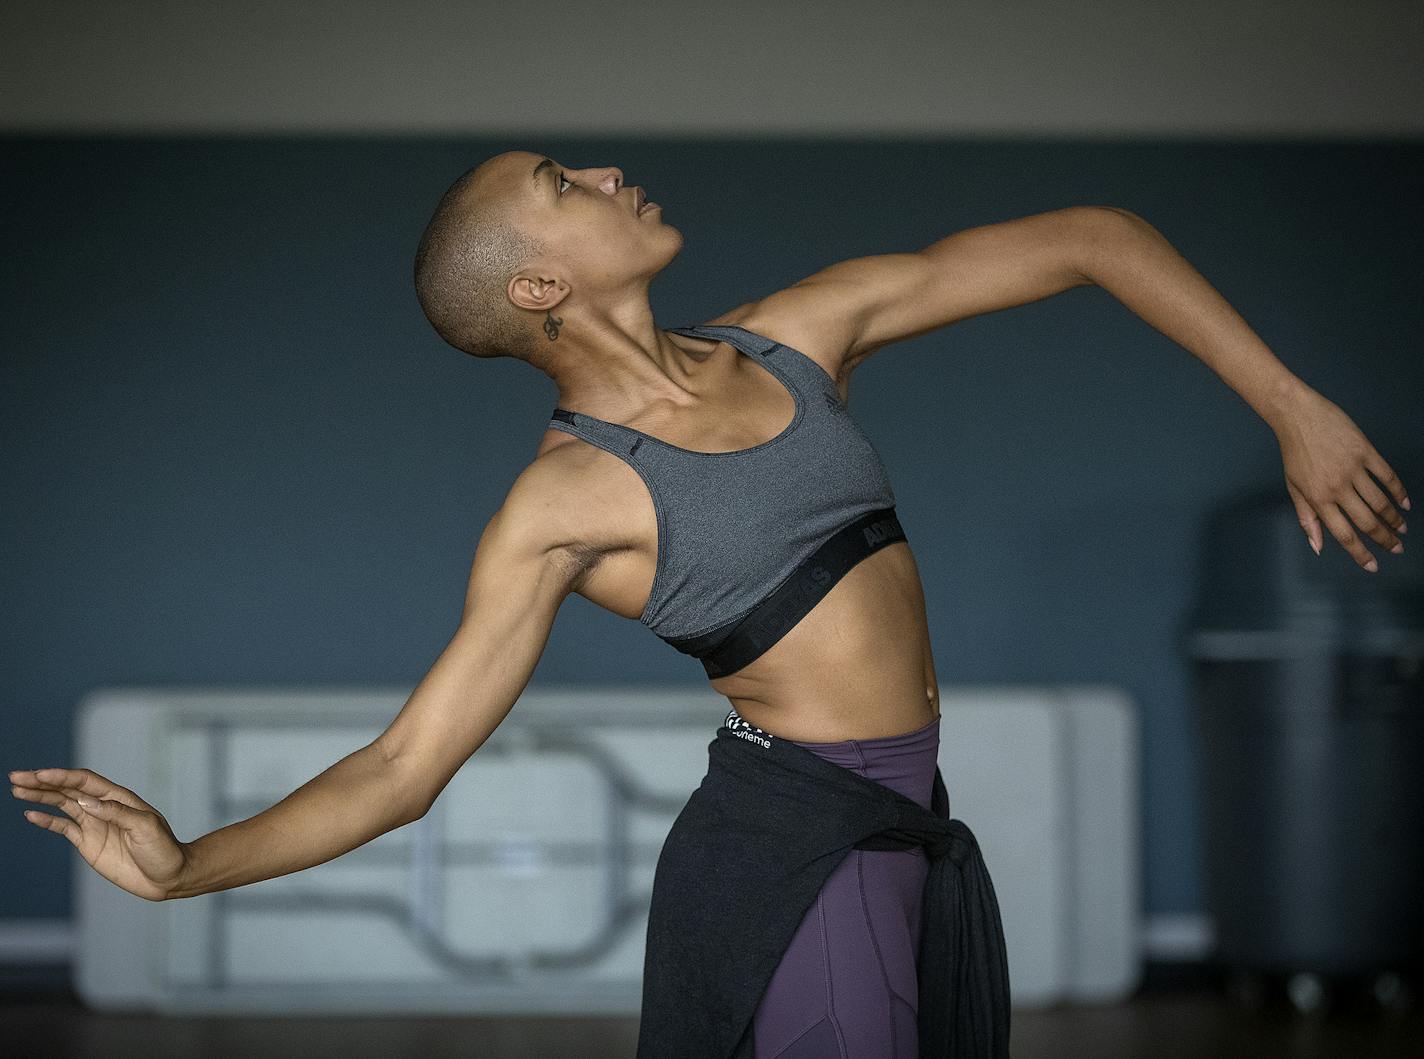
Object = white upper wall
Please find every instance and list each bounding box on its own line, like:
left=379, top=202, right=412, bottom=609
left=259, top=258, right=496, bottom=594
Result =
left=2, top=0, right=1420, bottom=137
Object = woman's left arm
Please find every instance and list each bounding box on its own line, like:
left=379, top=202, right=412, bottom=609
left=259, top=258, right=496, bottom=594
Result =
left=1080, top=207, right=1410, bottom=572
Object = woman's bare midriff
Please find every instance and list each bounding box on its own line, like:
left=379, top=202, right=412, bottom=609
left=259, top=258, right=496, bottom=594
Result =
left=708, top=541, right=941, bottom=742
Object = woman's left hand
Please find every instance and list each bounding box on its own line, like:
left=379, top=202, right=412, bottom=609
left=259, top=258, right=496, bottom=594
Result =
left=1272, top=384, right=1410, bottom=572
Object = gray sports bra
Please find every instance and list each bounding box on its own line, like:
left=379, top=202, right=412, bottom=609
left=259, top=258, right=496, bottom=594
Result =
left=548, top=323, right=906, bottom=677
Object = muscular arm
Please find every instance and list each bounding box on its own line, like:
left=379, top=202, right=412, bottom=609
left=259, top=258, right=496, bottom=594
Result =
left=167, top=460, right=584, bottom=899
left=764, top=204, right=1301, bottom=420
left=753, top=205, right=1408, bottom=570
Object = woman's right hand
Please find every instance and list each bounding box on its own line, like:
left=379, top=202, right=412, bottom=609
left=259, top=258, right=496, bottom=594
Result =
left=10, top=766, right=188, bottom=902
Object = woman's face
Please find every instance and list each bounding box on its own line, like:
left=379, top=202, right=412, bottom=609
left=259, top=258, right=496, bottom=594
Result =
left=493, top=150, right=683, bottom=300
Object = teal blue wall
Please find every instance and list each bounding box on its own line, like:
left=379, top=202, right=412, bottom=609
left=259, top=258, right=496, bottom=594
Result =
left=4, top=136, right=1421, bottom=924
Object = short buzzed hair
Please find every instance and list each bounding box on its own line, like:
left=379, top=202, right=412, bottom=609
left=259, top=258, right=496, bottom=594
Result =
left=413, top=164, right=548, bottom=362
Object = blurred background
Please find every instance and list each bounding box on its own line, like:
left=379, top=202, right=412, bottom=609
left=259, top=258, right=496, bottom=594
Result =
left=3, top=1, right=1422, bottom=1055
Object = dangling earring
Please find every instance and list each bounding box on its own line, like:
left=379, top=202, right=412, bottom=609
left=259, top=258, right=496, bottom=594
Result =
left=543, top=309, right=563, bottom=341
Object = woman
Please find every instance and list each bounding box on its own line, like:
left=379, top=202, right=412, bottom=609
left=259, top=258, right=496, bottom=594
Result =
left=12, top=150, right=1409, bottom=1058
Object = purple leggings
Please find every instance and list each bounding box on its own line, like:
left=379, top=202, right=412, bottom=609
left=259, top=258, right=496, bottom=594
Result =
left=728, top=707, right=941, bottom=1059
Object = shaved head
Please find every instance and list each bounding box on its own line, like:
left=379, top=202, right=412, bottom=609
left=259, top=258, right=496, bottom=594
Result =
left=413, top=149, right=682, bottom=368
left=412, top=154, right=548, bottom=363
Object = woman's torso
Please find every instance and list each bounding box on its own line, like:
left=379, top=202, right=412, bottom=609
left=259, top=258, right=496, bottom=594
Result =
left=537, top=313, right=940, bottom=741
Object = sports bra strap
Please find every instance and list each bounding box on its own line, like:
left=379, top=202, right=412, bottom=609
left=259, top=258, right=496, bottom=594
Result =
left=665, top=323, right=781, bottom=358
left=548, top=406, right=645, bottom=457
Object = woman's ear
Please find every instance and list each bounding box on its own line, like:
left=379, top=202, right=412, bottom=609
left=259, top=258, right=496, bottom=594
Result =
left=508, top=272, right=569, bottom=313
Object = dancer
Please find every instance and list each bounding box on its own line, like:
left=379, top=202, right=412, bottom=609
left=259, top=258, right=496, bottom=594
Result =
left=12, top=151, right=1408, bottom=1057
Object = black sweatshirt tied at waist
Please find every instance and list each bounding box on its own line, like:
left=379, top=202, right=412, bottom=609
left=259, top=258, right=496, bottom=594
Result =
left=636, top=718, right=1012, bottom=1058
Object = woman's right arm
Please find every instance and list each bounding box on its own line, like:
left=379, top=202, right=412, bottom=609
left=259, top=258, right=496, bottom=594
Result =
left=11, top=457, right=590, bottom=901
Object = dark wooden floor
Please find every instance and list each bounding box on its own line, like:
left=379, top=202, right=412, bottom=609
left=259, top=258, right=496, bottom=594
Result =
left=3, top=964, right=1421, bottom=1057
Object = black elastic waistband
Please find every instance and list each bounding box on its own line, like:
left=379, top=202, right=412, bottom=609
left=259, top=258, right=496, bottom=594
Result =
left=659, top=505, right=906, bottom=679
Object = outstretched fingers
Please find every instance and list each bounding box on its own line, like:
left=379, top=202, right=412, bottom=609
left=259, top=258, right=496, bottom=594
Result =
left=1288, top=461, right=1409, bottom=573
left=12, top=783, right=87, bottom=823
left=1319, top=501, right=1381, bottom=572
left=14, top=779, right=153, bottom=842
left=1353, top=473, right=1407, bottom=544
left=1286, top=479, right=1323, bottom=555
left=1336, top=487, right=1404, bottom=565
left=19, top=803, right=85, bottom=847
left=9, top=767, right=154, bottom=814
left=1364, top=450, right=1411, bottom=515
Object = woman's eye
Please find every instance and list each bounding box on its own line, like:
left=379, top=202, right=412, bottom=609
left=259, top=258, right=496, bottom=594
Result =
left=558, top=172, right=572, bottom=195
